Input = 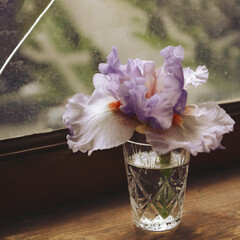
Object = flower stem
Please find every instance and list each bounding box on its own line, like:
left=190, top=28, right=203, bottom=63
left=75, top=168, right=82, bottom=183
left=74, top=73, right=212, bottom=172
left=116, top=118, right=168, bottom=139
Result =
left=153, top=152, right=174, bottom=219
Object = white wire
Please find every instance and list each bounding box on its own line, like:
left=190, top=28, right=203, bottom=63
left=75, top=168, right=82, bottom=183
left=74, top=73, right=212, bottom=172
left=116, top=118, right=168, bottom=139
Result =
left=0, top=0, right=55, bottom=76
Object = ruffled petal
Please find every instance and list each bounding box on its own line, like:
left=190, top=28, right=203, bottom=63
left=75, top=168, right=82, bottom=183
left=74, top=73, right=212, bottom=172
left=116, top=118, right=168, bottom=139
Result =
left=156, top=45, right=186, bottom=114
left=157, top=45, right=185, bottom=96
left=146, top=102, right=235, bottom=155
left=119, top=77, right=149, bottom=120
left=126, top=58, right=142, bottom=78
left=173, top=89, right=187, bottom=114
left=93, top=73, right=110, bottom=94
left=98, top=47, right=122, bottom=75
left=143, top=61, right=156, bottom=98
left=133, top=58, right=156, bottom=98
left=118, top=77, right=174, bottom=130
left=160, top=45, right=184, bottom=76
left=147, top=93, right=174, bottom=130
left=183, top=65, right=208, bottom=89
left=63, top=92, right=137, bottom=155
left=116, top=46, right=188, bottom=129
left=98, top=47, right=128, bottom=99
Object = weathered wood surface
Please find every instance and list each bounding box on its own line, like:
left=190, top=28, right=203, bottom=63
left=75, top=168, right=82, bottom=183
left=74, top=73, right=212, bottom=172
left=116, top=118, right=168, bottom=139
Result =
left=0, top=166, right=239, bottom=240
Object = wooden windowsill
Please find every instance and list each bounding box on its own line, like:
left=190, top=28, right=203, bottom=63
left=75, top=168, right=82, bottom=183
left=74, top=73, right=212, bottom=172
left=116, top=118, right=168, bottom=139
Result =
left=0, top=166, right=239, bottom=239
left=0, top=101, right=239, bottom=231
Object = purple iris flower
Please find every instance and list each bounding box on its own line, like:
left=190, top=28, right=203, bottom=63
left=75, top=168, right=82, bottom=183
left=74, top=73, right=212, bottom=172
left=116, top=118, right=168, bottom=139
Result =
left=63, top=46, right=234, bottom=156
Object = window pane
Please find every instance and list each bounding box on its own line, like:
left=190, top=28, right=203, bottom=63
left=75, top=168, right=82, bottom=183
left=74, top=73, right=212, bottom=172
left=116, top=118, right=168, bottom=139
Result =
left=0, top=0, right=239, bottom=140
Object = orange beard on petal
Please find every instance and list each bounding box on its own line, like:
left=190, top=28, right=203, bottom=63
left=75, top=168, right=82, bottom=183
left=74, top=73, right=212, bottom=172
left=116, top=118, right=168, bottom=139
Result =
left=172, top=113, right=183, bottom=126
left=108, top=100, right=122, bottom=111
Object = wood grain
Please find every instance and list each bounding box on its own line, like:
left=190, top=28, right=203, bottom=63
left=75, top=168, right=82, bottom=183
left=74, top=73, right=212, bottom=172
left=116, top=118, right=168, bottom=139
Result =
left=0, top=166, right=239, bottom=240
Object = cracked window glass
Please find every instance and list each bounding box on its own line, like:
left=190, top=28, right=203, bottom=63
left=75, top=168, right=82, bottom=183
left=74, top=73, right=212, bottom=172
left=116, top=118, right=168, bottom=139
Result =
left=0, top=0, right=239, bottom=140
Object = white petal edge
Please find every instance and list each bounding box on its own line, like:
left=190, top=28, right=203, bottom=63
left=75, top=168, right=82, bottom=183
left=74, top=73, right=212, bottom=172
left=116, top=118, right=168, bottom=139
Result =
left=93, top=73, right=110, bottom=94
left=63, top=92, right=137, bottom=155
left=183, top=65, right=209, bottom=89
left=146, top=102, right=235, bottom=155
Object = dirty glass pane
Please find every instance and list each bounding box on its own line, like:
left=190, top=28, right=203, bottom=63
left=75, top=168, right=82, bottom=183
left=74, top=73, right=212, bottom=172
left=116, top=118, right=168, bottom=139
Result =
left=0, top=0, right=239, bottom=140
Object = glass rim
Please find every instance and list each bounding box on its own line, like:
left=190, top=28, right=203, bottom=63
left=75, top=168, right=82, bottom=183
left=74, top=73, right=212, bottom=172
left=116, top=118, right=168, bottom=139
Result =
left=126, top=140, right=190, bottom=156
left=126, top=139, right=151, bottom=147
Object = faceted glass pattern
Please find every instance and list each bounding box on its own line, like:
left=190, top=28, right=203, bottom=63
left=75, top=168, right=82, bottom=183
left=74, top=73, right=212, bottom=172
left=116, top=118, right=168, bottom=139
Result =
left=123, top=140, right=190, bottom=232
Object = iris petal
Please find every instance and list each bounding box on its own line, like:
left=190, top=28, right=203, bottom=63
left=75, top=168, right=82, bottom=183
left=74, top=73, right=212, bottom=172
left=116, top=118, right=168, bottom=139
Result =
left=93, top=73, right=110, bottom=94
left=118, top=77, right=174, bottom=130
left=98, top=47, right=122, bottom=75
left=132, top=58, right=156, bottom=98
left=157, top=45, right=186, bottom=114
left=146, top=102, right=235, bottom=155
left=184, top=65, right=208, bottom=89
left=63, top=92, right=137, bottom=155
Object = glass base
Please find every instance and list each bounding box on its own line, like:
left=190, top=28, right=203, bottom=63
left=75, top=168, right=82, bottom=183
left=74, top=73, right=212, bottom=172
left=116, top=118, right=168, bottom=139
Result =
left=134, top=215, right=181, bottom=232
